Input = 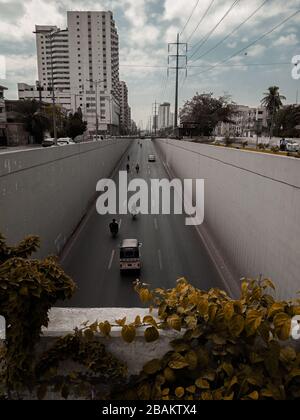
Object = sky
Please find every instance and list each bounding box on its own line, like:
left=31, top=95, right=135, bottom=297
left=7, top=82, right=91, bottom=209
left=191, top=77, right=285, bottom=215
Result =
left=0, top=0, right=299, bottom=127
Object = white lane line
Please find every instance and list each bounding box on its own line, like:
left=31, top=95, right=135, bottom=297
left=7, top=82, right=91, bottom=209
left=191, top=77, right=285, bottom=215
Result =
left=154, top=218, right=158, bottom=231
left=158, top=249, right=163, bottom=270
left=108, top=249, right=115, bottom=270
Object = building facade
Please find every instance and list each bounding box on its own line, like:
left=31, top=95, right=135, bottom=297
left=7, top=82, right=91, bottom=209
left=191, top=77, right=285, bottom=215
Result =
left=215, top=105, right=268, bottom=137
left=158, top=102, right=173, bottom=130
left=119, top=81, right=130, bottom=133
left=19, top=11, right=123, bottom=135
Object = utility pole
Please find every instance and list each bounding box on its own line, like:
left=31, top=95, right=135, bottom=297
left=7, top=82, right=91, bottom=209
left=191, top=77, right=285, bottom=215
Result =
left=168, top=34, right=187, bottom=131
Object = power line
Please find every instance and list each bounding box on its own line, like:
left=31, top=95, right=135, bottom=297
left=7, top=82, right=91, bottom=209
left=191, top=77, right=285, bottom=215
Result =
left=180, top=0, right=200, bottom=36
left=188, top=9, right=300, bottom=77
left=189, top=0, right=242, bottom=61
left=120, top=61, right=292, bottom=70
left=193, top=0, right=270, bottom=62
left=186, top=0, right=216, bottom=44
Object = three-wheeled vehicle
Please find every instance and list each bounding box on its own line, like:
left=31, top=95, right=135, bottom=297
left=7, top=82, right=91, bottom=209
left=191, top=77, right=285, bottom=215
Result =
left=119, top=239, right=142, bottom=273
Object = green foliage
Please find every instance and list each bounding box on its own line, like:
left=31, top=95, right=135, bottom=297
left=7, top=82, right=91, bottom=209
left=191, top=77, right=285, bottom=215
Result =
left=65, top=111, right=87, bottom=140
left=180, top=93, right=236, bottom=136
left=111, top=278, right=300, bottom=400
left=271, top=146, right=280, bottom=154
left=0, top=233, right=76, bottom=392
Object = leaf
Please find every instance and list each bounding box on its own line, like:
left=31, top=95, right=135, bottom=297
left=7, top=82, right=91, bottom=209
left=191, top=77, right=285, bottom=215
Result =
left=175, top=387, right=185, bottom=398
left=273, top=313, right=291, bottom=340
left=84, top=329, right=94, bottom=341
left=185, top=350, right=198, bottom=369
left=139, top=288, right=152, bottom=303
left=245, top=310, right=263, bottom=336
left=143, top=315, right=157, bottom=327
left=19, top=286, right=28, bottom=296
left=262, top=279, right=276, bottom=291
left=185, top=315, right=198, bottom=330
left=167, top=314, right=182, bottom=331
left=231, top=314, right=245, bottom=337
left=208, top=304, right=218, bottom=322
left=186, top=385, right=196, bottom=394
left=144, top=326, right=159, bottom=343
left=268, top=303, right=286, bottom=319
left=121, top=325, right=136, bottom=343
left=222, top=363, right=234, bottom=377
left=116, top=317, right=127, bottom=327
left=280, top=347, right=296, bottom=364
left=197, top=298, right=209, bottom=317
left=99, top=321, right=111, bottom=337
left=162, top=388, right=170, bottom=396
left=169, top=353, right=189, bottom=370
left=195, top=378, right=210, bottom=389
left=248, top=391, right=259, bottom=400
left=134, top=315, right=142, bottom=327
left=143, top=359, right=162, bottom=375
left=224, top=302, right=235, bottom=321
left=163, top=367, right=176, bottom=382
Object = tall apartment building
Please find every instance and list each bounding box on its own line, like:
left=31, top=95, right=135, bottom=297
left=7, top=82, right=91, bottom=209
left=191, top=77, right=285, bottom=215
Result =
left=158, top=102, right=172, bottom=130
left=119, top=81, right=130, bottom=133
left=18, top=11, right=122, bottom=135
left=0, top=85, right=7, bottom=123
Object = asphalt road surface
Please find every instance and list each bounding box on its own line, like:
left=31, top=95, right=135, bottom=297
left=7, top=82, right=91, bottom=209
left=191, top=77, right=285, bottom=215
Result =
left=60, top=139, right=224, bottom=308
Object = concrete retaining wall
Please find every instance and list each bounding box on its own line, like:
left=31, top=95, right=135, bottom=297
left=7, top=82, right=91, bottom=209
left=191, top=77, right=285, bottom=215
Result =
left=155, top=139, right=300, bottom=299
left=0, top=139, right=131, bottom=257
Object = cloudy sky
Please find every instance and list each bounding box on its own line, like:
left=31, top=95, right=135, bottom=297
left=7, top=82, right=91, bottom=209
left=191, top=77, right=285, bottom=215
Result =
left=0, top=0, right=299, bottom=127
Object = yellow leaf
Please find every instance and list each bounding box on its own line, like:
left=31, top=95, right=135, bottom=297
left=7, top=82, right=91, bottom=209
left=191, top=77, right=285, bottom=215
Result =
left=167, top=314, right=182, bottom=331
left=163, top=367, right=176, bottom=382
left=195, top=378, right=210, bottom=389
left=144, top=326, right=159, bottom=343
left=224, top=302, right=235, bottom=321
left=162, top=388, right=170, bottom=396
left=231, top=314, right=245, bottom=337
left=185, top=350, right=198, bottom=369
left=143, top=359, right=161, bottom=375
left=139, top=288, right=152, bottom=303
left=185, top=315, right=198, bottom=330
left=121, top=325, right=136, bottom=343
left=208, top=304, right=218, bottom=322
left=268, top=303, right=286, bottom=319
left=198, top=298, right=209, bottom=317
left=186, top=385, right=196, bottom=394
left=175, top=387, right=185, bottom=398
left=116, top=317, right=127, bottom=327
left=248, top=391, right=259, bottom=400
left=134, top=316, right=142, bottom=327
left=143, top=315, right=157, bottom=327
left=99, top=321, right=111, bottom=337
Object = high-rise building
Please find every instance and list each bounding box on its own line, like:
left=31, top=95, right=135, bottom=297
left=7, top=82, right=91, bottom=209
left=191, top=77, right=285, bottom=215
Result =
left=158, top=102, right=172, bottom=130
left=19, top=11, right=122, bottom=135
left=119, top=81, right=129, bottom=134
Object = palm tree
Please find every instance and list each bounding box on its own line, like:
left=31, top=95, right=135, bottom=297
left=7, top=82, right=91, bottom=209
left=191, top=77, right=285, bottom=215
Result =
left=14, top=100, right=50, bottom=144
left=261, top=86, right=286, bottom=138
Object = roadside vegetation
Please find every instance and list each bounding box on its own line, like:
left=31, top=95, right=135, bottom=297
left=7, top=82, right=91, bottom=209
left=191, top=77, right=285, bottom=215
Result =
left=0, top=233, right=300, bottom=400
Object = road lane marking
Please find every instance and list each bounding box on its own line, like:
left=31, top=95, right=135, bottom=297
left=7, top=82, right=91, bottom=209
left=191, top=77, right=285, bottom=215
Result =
left=154, top=218, right=158, bottom=231
left=158, top=249, right=163, bottom=270
left=108, top=249, right=115, bottom=270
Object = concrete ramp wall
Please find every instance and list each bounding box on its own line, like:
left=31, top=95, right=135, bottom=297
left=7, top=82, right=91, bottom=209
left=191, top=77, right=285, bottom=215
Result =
left=0, top=139, right=131, bottom=257
left=155, top=139, right=300, bottom=299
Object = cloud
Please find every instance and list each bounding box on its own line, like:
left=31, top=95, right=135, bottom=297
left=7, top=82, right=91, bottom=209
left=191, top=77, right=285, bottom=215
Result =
left=273, top=34, right=298, bottom=47
left=246, top=44, right=267, bottom=57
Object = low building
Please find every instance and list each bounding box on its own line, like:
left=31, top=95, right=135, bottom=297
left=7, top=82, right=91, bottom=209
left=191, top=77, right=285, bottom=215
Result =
left=215, top=105, right=268, bottom=138
left=18, top=82, right=72, bottom=112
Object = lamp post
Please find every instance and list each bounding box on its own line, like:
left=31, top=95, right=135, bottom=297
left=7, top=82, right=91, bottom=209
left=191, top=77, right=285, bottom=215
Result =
left=34, top=28, right=60, bottom=144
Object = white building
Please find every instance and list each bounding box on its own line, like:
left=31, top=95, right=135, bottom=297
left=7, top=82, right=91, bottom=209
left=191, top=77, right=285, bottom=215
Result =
left=215, top=105, right=268, bottom=137
left=18, top=82, right=71, bottom=110
left=0, top=85, right=7, bottom=123
left=18, top=11, right=122, bottom=134
left=119, top=81, right=129, bottom=133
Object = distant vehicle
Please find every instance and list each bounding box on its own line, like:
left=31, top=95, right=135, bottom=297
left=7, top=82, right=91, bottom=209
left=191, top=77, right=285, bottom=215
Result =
left=57, top=137, right=75, bottom=146
left=148, top=154, right=156, bottom=162
left=140, top=136, right=145, bottom=140
left=286, top=141, right=299, bottom=152
left=119, top=239, right=142, bottom=272
left=42, top=138, right=55, bottom=147
left=92, top=135, right=104, bottom=142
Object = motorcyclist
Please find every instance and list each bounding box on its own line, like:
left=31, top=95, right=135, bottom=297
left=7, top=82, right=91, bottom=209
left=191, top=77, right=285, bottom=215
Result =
left=109, top=219, right=119, bottom=236
left=126, top=163, right=130, bottom=173
left=135, top=163, right=140, bottom=174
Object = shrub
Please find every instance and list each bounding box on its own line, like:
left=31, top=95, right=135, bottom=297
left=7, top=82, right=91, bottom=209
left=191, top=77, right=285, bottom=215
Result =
left=271, top=146, right=280, bottom=153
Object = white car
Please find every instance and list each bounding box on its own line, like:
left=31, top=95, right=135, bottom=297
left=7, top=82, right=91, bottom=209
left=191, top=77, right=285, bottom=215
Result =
left=148, top=154, right=156, bottom=162
left=286, top=141, right=299, bottom=152
left=57, top=137, right=75, bottom=146
left=42, top=138, right=55, bottom=147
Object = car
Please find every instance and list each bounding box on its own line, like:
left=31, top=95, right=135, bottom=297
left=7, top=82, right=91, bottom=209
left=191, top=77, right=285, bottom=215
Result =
left=92, top=135, right=104, bottom=142
left=148, top=154, right=156, bottom=162
left=119, top=239, right=142, bottom=272
left=42, top=138, right=55, bottom=147
left=286, top=141, right=299, bottom=152
left=57, top=137, right=75, bottom=146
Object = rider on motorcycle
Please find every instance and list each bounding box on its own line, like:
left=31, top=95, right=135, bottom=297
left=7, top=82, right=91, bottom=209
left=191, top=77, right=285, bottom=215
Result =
left=135, top=163, right=140, bottom=174
left=109, top=219, right=119, bottom=236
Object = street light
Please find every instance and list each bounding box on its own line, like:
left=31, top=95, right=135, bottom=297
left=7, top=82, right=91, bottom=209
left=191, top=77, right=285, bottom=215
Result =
left=34, top=28, right=60, bottom=144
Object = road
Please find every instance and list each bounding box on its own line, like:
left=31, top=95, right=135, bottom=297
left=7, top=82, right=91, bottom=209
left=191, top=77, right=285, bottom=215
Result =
left=60, top=139, right=224, bottom=308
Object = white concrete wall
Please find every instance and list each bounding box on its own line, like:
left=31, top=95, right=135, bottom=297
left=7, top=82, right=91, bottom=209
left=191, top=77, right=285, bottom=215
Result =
left=155, top=139, right=300, bottom=299
left=0, top=139, right=131, bottom=257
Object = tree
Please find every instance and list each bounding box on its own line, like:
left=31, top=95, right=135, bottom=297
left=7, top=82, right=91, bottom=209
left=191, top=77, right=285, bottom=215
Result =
left=274, top=105, right=300, bottom=138
left=65, top=111, right=87, bottom=140
left=13, top=100, right=50, bottom=144
left=179, top=93, right=235, bottom=136
left=261, top=86, right=286, bottom=138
